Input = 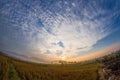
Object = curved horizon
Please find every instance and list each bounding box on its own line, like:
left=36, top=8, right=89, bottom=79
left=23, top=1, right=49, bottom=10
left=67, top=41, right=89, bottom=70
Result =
left=0, top=0, right=120, bottom=63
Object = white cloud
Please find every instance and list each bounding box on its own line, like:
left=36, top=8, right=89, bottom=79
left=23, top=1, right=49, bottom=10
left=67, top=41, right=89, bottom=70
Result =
left=18, top=1, right=114, bottom=62
left=1, top=0, right=116, bottom=62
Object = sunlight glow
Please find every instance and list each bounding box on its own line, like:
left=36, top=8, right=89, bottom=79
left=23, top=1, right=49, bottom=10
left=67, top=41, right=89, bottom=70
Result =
left=61, top=56, right=66, bottom=61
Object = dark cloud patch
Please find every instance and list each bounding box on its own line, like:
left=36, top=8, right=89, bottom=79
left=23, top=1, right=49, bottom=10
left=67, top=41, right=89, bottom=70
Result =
left=57, top=41, right=64, bottom=48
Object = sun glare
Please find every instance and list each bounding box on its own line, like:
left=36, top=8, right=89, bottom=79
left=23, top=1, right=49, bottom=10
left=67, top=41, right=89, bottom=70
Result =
left=61, top=56, right=65, bottom=61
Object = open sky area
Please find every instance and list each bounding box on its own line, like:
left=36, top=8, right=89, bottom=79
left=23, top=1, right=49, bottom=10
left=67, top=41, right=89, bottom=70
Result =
left=0, top=0, right=120, bottom=63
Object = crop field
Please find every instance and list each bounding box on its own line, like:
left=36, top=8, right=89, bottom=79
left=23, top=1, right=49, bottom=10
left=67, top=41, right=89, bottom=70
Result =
left=0, top=52, right=99, bottom=80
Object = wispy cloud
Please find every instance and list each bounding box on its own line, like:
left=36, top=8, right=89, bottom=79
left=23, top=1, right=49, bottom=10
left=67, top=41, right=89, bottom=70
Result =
left=0, top=0, right=119, bottom=63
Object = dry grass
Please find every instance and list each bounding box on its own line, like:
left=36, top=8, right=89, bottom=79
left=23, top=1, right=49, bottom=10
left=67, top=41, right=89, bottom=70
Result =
left=0, top=52, right=99, bottom=80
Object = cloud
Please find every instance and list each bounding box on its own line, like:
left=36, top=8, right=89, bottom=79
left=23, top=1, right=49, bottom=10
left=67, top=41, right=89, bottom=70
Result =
left=44, top=50, right=51, bottom=54
left=57, top=41, right=64, bottom=48
left=0, top=0, right=119, bottom=63
left=77, top=46, right=88, bottom=50
left=56, top=50, right=63, bottom=56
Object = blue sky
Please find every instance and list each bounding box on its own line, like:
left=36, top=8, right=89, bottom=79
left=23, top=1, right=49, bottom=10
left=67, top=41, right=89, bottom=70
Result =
left=0, top=0, right=120, bottom=63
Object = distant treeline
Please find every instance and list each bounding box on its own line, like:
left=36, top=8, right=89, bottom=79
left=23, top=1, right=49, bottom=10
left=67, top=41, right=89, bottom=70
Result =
left=96, top=50, right=120, bottom=63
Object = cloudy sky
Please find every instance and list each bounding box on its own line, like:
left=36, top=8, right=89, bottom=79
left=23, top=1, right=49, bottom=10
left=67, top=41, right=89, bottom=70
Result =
left=0, top=0, right=120, bottom=63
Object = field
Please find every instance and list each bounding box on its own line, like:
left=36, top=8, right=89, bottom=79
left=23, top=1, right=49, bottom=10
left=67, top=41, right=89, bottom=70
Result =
left=0, top=52, right=99, bottom=80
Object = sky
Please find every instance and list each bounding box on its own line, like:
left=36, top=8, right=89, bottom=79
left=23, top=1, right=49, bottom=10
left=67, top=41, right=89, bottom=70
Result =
left=0, top=0, right=120, bottom=63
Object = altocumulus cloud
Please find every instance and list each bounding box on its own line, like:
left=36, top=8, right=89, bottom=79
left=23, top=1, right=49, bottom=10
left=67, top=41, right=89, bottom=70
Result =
left=0, top=0, right=119, bottom=62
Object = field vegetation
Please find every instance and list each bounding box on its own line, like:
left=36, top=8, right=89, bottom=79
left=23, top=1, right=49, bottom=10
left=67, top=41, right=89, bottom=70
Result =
left=0, top=52, right=99, bottom=80
left=0, top=50, right=120, bottom=80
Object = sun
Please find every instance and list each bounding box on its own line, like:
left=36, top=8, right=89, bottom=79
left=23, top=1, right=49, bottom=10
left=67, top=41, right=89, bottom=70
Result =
left=61, top=56, right=65, bottom=61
